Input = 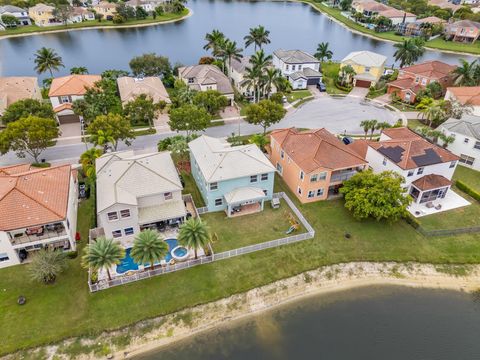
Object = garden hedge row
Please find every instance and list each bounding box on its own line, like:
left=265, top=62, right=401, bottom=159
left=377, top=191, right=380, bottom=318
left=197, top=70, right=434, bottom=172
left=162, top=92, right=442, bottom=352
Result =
left=456, top=180, right=480, bottom=202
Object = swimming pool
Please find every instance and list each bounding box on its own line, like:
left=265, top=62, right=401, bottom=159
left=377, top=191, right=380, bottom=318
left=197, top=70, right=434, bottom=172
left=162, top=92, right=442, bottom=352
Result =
left=116, top=239, right=186, bottom=274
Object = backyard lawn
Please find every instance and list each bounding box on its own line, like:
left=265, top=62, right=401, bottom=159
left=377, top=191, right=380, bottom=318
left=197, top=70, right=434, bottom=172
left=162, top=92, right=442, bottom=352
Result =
left=201, top=199, right=305, bottom=252
left=181, top=171, right=205, bottom=207
left=407, top=119, right=424, bottom=130
left=453, top=166, right=480, bottom=192
left=321, top=62, right=349, bottom=95
left=2, top=178, right=480, bottom=355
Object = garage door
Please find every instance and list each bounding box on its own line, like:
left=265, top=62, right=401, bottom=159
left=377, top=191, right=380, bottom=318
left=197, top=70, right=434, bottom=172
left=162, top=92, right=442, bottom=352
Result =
left=355, top=80, right=371, bottom=88
left=58, top=114, right=80, bottom=124
left=306, top=77, right=320, bottom=85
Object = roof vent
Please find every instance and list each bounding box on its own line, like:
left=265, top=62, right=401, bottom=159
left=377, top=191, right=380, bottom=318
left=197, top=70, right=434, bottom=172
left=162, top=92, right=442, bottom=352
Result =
left=134, top=77, right=144, bottom=82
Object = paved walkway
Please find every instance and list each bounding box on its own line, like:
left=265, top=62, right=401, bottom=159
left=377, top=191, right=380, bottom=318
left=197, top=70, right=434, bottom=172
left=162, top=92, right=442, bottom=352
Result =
left=348, top=87, right=369, bottom=99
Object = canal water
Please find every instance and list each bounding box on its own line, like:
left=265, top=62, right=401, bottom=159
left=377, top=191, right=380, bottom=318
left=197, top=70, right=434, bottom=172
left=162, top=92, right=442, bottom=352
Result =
left=0, top=0, right=476, bottom=79
left=135, top=285, right=480, bottom=360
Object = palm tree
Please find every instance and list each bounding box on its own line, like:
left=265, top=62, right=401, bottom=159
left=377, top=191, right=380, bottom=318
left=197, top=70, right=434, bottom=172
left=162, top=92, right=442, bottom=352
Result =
left=203, top=29, right=225, bottom=59
left=130, top=229, right=168, bottom=271
left=249, top=133, right=269, bottom=151
left=28, top=249, right=67, bottom=284
left=453, top=59, right=477, bottom=86
left=314, top=42, right=333, bottom=63
left=416, top=100, right=445, bottom=127
left=243, top=66, right=262, bottom=103
left=33, top=47, right=64, bottom=78
left=89, top=129, right=116, bottom=152
left=375, top=121, right=391, bottom=132
left=360, top=119, right=374, bottom=139
left=368, top=119, right=378, bottom=139
left=439, top=133, right=455, bottom=148
left=178, top=218, right=211, bottom=259
left=393, top=38, right=425, bottom=68
left=82, top=237, right=125, bottom=281
left=339, top=65, right=356, bottom=86
left=244, top=25, right=271, bottom=51
left=70, top=66, right=89, bottom=75
left=80, top=147, right=103, bottom=179
left=247, top=49, right=273, bottom=102
left=222, top=40, right=243, bottom=75
left=263, top=68, right=282, bottom=98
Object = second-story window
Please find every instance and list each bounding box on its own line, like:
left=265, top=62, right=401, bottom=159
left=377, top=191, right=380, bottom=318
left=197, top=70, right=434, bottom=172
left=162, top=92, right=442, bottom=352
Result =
left=407, top=170, right=414, bottom=177
left=382, top=157, right=387, bottom=166
left=319, top=172, right=327, bottom=180
left=107, top=211, right=118, bottom=221
left=250, top=175, right=258, bottom=183
left=120, top=209, right=130, bottom=218
left=188, top=78, right=194, bottom=84
left=60, top=96, right=70, bottom=103
left=417, top=167, right=424, bottom=175
left=475, top=141, right=480, bottom=150
left=164, top=192, right=173, bottom=200
left=261, top=173, right=269, bottom=181
left=300, top=171, right=304, bottom=180
left=210, top=182, right=218, bottom=191
left=310, top=174, right=318, bottom=182
left=464, top=138, right=470, bottom=144
left=281, top=150, right=285, bottom=159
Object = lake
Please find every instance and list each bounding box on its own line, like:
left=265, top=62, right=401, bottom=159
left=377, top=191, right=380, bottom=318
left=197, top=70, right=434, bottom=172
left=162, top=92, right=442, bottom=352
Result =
left=135, top=286, right=480, bottom=360
left=0, top=0, right=476, bottom=79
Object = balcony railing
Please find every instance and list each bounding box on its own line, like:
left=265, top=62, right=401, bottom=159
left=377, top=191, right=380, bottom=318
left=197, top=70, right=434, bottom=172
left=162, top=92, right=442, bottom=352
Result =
left=10, top=226, right=68, bottom=246
left=330, top=170, right=358, bottom=183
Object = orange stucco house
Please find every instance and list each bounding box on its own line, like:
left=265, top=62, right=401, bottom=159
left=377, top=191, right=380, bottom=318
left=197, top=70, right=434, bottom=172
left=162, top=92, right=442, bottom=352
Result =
left=269, top=128, right=368, bottom=203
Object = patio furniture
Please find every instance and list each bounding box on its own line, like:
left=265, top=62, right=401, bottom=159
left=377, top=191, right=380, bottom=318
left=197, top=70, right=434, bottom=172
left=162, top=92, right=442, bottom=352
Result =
left=425, top=202, right=434, bottom=208
left=271, top=198, right=280, bottom=209
left=435, top=204, right=442, bottom=210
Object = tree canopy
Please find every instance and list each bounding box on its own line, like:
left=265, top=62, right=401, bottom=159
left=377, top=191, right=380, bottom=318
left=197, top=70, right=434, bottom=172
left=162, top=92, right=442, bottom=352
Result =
left=192, top=90, right=228, bottom=116
left=129, top=53, right=172, bottom=78
left=87, top=113, right=135, bottom=151
left=123, top=94, right=165, bottom=128
left=245, top=99, right=286, bottom=134
left=168, top=104, right=211, bottom=136
left=1, top=99, right=54, bottom=125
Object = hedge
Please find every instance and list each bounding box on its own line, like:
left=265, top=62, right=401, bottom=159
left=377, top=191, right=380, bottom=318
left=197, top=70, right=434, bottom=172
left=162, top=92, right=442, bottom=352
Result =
left=404, top=212, right=420, bottom=229
left=456, top=180, right=480, bottom=202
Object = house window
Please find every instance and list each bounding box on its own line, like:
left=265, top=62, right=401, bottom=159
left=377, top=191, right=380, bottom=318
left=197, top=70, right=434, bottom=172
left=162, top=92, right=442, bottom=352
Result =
left=215, top=198, right=223, bottom=206
left=0, top=253, right=9, bottom=262
left=464, top=138, right=470, bottom=144
left=209, top=182, right=218, bottom=191
left=316, top=188, right=324, bottom=197
left=365, top=67, right=371, bottom=72
left=307, top=190, right=315, bottom=198
left=415, top=76, right=420, bottom=83
left=112, top=230, right=122, bottom=238
left=310, top=174, right=318, bottom=182
left=261, top=173, right=269, bottom=181
left=298, top=65, right=302, bottom=70
left=120, top=209, right=130, bottom=218
left=164, top=192, right=173, bottom=200
left=286, top=65, right=289, bottom=70
left=292, top=65, right=296, bottom=71
left=421, top=78, right=427, bottom=85
left=124, top=227, right=134, bottom=236
left=107, top=211, right=118, bottom=221
left=319, top=172, right=327, bottom=180
left=250, top=175, right=258, bottom=183
left=474, top=141, right=480, bottom=150
left=460, top=154, right=475, bottom=166
left=449, top=161, right=456, bottom=168
left=407, top=170, right=414, bottom=177
left=263, top=190, right=268, bottom=196
left=281, top=150, right=285, bottom=159
left=188, top=78, right=194, bottom=84
left=300, top=171, right=304, bottom=180
left=417, top=167, right=424, bottom=175
left=382, top=157, right=387, bottom=166
left=276, top=163, right=283, bottom=174
left=60, top=96, right=70, bottom=103
left=297, top=187, right=302, bottom=196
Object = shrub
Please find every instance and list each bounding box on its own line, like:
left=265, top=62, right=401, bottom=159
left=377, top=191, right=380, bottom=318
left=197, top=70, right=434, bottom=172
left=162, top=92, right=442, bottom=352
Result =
left=66, top=250, right=78, bottom=259
left=404, top=212, right=420, bottom=229
left=456, top=180, right=480, bottom=202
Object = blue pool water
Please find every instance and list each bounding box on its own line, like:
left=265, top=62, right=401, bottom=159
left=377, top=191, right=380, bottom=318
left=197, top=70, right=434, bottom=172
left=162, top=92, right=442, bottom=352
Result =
left=116, top=239, right=182, bottom=274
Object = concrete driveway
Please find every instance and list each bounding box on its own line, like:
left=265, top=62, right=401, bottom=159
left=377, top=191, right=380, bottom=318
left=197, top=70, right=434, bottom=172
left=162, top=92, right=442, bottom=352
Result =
left=348, top=87, right=369, bottom=99
left=274, top=96, right=399, bottom=135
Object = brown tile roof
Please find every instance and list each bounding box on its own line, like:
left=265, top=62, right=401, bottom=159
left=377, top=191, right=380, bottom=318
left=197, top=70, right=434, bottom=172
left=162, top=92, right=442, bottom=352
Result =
left=379, top=8, right=416, bottom=18
left=0, top=165, right=72, bottom=231
left=387, top=78, right=422, bottom=94
left=49, top=74, right=101, bottom=97
left=416, top=16, right=445, bottom=24
left=369, top=127, right=459, bottom=170
left=412, top=174, right=452, bottom=191
left=400, top=61, right=456, bottom=80
left=0, top=77, right=41, bottom=115
left=447, top=86, right=480, bottom=106
left=270, top=128, right=368, bottom=173
left=348, top=139, right=370, bottom=159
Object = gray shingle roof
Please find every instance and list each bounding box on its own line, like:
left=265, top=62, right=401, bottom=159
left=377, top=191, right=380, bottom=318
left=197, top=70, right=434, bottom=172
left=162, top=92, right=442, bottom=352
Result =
left=440, top=115, right=480, bottom=140
left=178, top=65, right=234, bottom=95
left=273, top=49, right=319, bottom=64
left=0, top=5, right=27, bottom=13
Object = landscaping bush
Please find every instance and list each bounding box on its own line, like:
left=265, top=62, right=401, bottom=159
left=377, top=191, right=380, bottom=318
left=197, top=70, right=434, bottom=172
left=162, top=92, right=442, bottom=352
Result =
left=31, top=162, right=51, bottom=168
left=334, top=80, right=352, bottom=92
left=66, top=251, right=78, bottom=259
left=404, top=212, right=420, bottom=229
left=456, top=180, right=480, bottom=202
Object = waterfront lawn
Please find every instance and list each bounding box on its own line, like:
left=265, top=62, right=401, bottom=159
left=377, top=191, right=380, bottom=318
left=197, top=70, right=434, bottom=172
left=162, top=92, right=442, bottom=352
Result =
left=287, top=90, right=312, bottom=103
left=3, top=179, right=480, bottom=355
left=202, top=199, right=305, bottom=253
left=181, top=171, right=205, bottom=207
left=453, top=166, right=480, bottom=192
left=321, top=62, right=349, bottom=95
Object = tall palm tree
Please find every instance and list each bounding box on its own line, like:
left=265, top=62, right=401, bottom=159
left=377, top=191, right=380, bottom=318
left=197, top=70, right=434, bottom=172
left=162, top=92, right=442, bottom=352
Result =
left=263, top=68, right=282, bottom=98
left=314, top=42, right=333, bottom=63
left=203, top=29, right=225, bottom=59
left=178, top=218, right=211, bottom=259
left=416, top=99, right=445, bottom=127
left=82, top=237, right=125, bottom=281
left=130, top=229, right=168, bottom=271
left=360, top=119, right=374, bottom=139
left=368, top=119, right=378, bottom=139
left=375, top=121, right=392, bottom=132
left=453, top=59, right=477, bottom=86
left=243, top=66, right=262, bottom=103
left=244, top=25, right=271, bottom=51
left=339, top=65, right=356, bottom=86
left=247, top=49, right=273, bottom=102
left=393, top=38, right=425, bottom=68
left=80, top=147, right=103, bottom=179
left=222, top=40, right=243, bottom=75
left=70, top=66, right=89, bottom=75
left=33, top=47, right=64, bottom=78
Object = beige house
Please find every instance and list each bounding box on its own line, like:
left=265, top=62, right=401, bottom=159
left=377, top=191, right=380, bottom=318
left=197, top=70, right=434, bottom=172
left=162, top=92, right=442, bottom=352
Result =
left=117, top=76, right=171, bottom=106
left=93, top=1, right=117, bottom=20
left=28, top=3, right=58, bottom=26
left=340, top=50, right=387, bottom=88
left=178, top=64, right=234, bottom=104
left=0, top=77, right=41, bottom=118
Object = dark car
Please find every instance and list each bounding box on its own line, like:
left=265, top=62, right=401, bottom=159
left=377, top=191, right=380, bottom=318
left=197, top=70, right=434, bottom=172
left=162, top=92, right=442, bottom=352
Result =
left=316, top=82, right=327, bottom=92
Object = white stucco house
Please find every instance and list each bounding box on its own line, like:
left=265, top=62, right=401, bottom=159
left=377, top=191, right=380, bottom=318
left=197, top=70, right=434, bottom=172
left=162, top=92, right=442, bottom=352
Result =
left=272, top=49, right=322, bottom=89
left=437, top=115, right=480, bottom=171
left=0, top=5, right=31, bottom=26
left=0, top=164, right=78, bottom=268
left=95, top=151, right=189, bottom=247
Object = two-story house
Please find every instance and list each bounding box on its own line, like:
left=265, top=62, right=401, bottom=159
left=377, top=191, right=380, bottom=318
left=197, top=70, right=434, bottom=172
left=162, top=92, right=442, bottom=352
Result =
left=95, top=151, right=187, bottom=247
left=178, top=64, right=234, bottom=104
left=349, top=127, right=461, bottom=207
left=437, top=114, right=480, bottom=171
left=340, top=50, right=387, bottom=88
left=0, top=5, right=31, bottom=26
left=387, top=61, right=457, bottom=103
left=269, top=128, right=368, bottom=203
left=117, top=76, right=171, bottom=106
left=28, top=3, right=59, bottom=26
left=444, top=86, right=480, bottom=116
left=0, top=77, right=41, bottom=119
left=93, top=1, right=117, bottom=20
left=69, top=7, right=95, bottom=23
left=272, top=49, right=322, bottom=89
left=189, top=135, right=276, bottom=217
left=351, top=0, right=416, bottom=25
left=125, top=0, right=155, bottom=12
left=48, top=74, right=101, bottom=124
left=445, top=20, right=480, bottom=44
left=0, top=164, right=78, bottom=268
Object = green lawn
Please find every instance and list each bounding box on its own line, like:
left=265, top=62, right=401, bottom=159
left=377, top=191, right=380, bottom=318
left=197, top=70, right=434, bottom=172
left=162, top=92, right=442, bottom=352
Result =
left=201, top=199, right=305, bottom=252
left=2, top=178, right=480, bottom=355
left=287, top=90, right=312, bottom=103
left=407, top=119, right=424, bottom=130
left=181, top=171, right=205, bottom=207
left=453, top=166, right=480, bottom=192
left=0, top=10, right=189, bottom=36
left=321, top=62, right=349, bottom=95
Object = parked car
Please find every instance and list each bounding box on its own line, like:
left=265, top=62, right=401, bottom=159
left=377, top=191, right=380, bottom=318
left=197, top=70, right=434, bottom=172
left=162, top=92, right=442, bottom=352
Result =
left=316, top=82, right=326, bottom=92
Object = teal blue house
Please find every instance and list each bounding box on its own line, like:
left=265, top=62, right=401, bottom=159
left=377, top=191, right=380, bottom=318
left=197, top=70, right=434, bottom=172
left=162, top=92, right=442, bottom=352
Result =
left=189, top=135, right=276, bottom=217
